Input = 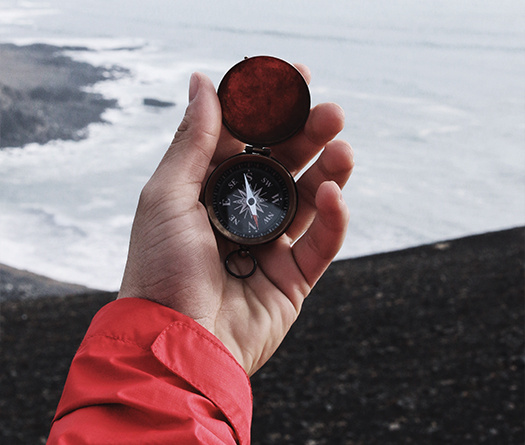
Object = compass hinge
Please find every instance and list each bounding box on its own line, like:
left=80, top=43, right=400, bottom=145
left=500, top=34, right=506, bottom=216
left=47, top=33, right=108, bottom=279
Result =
left=245, top=146, right=271, bottom=156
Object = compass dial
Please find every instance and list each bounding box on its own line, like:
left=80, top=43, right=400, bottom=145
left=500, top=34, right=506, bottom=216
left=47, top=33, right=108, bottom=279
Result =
left=204, top=154, right=297, bottom=245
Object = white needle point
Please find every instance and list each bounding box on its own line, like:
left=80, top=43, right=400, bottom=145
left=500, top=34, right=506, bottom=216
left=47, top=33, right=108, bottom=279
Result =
left=244, top=174, right=259, bottom=229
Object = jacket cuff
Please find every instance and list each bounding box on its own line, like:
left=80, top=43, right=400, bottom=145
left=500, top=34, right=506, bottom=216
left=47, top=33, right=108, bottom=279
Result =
left=150, top=303, right=253, bottom=445
left=85, top=298, right=252, bottom=444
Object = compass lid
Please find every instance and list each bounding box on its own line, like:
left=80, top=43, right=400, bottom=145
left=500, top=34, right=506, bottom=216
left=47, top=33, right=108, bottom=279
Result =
left=218, top=56, right=311, bottom=147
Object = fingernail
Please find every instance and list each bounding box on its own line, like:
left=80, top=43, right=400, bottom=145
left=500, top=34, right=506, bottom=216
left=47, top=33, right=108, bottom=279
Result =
left=331, top=181, right=344, bottom=201
left=189, top=72, right=200, bottom=103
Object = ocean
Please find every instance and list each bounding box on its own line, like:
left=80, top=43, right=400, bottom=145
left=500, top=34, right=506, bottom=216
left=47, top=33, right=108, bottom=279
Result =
left=0, top=0, right=524, bottom=290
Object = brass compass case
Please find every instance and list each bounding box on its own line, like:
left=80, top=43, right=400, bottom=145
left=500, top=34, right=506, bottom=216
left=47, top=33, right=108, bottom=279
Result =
left=205, top=152, right=297, bottom=246
left=204, top=56, right=310, bottom=249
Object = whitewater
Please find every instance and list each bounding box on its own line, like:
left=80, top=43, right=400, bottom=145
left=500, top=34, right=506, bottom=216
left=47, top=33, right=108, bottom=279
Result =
left=0, top=0, right=524, bottom=290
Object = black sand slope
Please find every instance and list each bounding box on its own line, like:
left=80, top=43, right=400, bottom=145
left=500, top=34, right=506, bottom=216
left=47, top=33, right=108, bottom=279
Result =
left=251, top=226, right=524, bottom=444
left=1, top=227, right=523, bottom=444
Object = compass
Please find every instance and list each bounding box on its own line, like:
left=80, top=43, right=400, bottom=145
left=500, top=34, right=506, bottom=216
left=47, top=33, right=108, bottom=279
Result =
left=204, top=56, right=310, bottom=277
left=206, top=152, right=297, bottom=246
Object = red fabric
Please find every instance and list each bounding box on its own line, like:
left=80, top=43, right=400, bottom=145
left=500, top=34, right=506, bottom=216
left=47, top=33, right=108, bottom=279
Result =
left=47, top=298, right=252, bottom=444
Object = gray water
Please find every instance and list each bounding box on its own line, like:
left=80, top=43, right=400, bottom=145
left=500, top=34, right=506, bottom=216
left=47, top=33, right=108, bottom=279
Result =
left=0, top=0, right=524, bottom=289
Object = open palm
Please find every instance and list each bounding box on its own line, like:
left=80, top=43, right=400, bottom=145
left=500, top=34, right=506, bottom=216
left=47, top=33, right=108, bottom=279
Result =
left=118, top=68, right=354, bottom=376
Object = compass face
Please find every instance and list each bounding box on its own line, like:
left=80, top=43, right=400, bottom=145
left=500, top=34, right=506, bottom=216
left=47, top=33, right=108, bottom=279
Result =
left=204, top=154, right=297, bottom=245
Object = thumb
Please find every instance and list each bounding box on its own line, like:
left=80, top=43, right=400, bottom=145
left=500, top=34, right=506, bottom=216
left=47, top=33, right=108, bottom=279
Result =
left=154, top=72, right=222, bottom=188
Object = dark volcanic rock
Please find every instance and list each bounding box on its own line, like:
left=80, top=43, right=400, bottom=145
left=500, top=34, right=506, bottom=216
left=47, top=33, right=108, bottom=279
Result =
left=143, top=97, right=176, bottom=108
left=0, top=43, right=128, bottom=148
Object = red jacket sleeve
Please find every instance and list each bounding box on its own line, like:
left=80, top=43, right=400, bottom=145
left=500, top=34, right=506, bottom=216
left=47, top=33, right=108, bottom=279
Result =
left=47, top=298, right=252, bottom=444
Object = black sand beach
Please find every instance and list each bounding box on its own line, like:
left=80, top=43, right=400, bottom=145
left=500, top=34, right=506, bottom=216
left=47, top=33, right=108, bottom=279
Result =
left=0, top=228, right=523, bottom=444
left=0, top=43, right=524, bottom=444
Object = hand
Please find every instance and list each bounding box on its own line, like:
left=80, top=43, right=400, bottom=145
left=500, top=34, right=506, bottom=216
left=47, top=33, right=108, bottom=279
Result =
left=118, top=67, right=354, bottom=376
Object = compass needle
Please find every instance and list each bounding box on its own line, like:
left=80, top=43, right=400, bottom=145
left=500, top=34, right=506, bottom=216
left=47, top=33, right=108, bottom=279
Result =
left=244, top=174, right=259, bottom=229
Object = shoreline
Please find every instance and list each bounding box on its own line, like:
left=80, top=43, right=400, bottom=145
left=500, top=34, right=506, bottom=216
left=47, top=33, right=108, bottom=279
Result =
left=0, top=262, right=98, bottom=302
left=1, top=226, right=523, bottom=443
left=0, top=42, right=175, bottom=149
left=0, top=43, right=127, bottom=149
left=1, top=225, right=522, bottom=301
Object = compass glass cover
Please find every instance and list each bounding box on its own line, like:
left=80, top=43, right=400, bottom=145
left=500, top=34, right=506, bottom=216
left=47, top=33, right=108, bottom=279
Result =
left=206, top=155, right=297, bottom=245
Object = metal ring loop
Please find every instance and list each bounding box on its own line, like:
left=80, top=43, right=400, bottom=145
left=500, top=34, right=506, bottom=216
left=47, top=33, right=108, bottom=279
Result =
left=225, top=248, right=257, bottom=279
